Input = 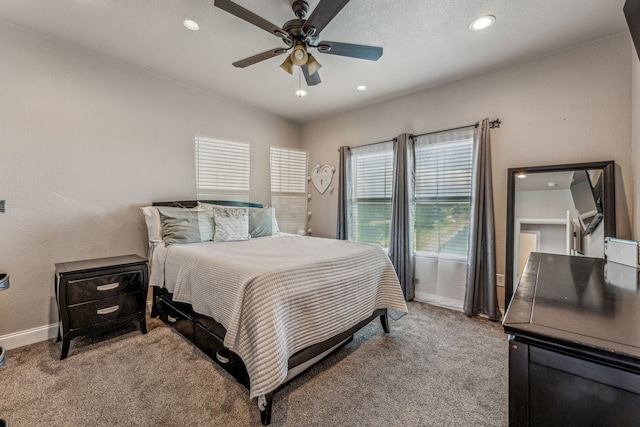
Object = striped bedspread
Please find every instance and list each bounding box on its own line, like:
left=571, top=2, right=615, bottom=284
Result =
left=150, top=234, right=408, bottom=399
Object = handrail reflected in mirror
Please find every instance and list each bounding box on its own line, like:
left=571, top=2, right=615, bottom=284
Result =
left=505, top=160, right=616, bottom=309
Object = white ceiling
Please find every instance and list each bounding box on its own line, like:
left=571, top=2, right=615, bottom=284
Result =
left=515, top=171, right=575, bottom=191
left=0, top=0, right=629, bottom=123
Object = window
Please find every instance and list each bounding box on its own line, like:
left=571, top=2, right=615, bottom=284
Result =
left=414, top=128, right=474, bottom=258
left=349, top=141, right=394, bottom=247
left=195, top=136, right=250, bottom=202
left=270, top=146, right=308, bottom=234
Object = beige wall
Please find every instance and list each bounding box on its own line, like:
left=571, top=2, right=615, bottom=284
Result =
left=0, top=22, right=299, bottom=337
left=301, top=34, right=634, bottom=278
left=0, top=21, right=635, bottom=341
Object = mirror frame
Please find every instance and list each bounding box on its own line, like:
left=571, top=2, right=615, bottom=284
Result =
left=505, top=160, right=616, bottom=308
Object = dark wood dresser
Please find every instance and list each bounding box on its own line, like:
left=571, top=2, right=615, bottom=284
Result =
left=55, top=255, right=148, bottom=360
left=503, top=252, right=640, bottom=426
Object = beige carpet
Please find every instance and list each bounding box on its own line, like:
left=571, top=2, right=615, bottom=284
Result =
left=0, top=302, right=507, bottom=426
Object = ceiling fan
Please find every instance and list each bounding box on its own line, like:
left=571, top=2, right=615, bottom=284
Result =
left=214, top=0, right=383, bottom=86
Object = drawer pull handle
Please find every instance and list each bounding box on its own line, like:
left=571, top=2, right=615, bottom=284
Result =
left=96, top=282, right=120, bottom=291
left=97, top=305, right=120, bottom=315
left=216, top=350, right=230, bottom=364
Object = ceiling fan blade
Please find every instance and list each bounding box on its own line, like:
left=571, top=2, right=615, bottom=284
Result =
left=302, top=64, right=321, bottom=86
left=232, top=48, right=288, bottom=68
left=316, top=41, right=383, bottom=61
left=302, top=0, right=351, bottom=36
left=215, top=0, right=288, bottom=39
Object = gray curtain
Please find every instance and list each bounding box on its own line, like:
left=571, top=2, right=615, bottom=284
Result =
left=336, top=146, right=351, bottom=240
left=464, top=119, right=501, bottom=320
left=388, top=134, right=415, bottom=301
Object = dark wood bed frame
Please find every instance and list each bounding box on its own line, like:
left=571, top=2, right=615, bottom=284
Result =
left=150, top=200, right=390, bottom=425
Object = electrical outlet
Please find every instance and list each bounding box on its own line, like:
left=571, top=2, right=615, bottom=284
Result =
left=496, top=273, right=505, bottom=287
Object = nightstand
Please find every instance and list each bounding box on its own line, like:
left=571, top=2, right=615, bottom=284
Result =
left=55, top=255, right=148, bottom=360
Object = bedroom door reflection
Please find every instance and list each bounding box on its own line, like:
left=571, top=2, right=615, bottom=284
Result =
left=518, top=231, right=539, bottom=277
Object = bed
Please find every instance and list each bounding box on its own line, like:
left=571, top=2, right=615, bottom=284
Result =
left=144, top=200, right=408, bottom=425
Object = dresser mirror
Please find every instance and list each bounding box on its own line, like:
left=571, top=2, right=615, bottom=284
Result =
left=505, top=160, right=616, bottom=308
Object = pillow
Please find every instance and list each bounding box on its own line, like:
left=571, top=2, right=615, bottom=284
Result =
left=213, top=206, right=250, bottom=242
left=249, top=206, right=279, bottom=238
left=271, top=209, right=280, bottom=234
left=140, top=206, right=162, bottom=243
left=158, top=207, right=214, bottom=245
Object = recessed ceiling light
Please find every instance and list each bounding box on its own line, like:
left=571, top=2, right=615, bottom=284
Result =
left=295, top=89, right=308, bottom=97
left=469, top=15, right=495, bottom=31
left=183, top=19, right=200, bottom=31
left=547, top=182, right=557, bottom=187
left=357, top=85, right=367, bottom=91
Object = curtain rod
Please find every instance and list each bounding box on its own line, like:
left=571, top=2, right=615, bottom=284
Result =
left=340, top=118, right=501, bottom=151
left=411, top=118, right=501, bottom=138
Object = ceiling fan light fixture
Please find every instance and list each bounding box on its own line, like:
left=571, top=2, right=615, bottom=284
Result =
left=280, top=56, right=294, bottom=74
left=306, top=54, right=322, bottom=76
left=291, top=44, right=308, bottom=66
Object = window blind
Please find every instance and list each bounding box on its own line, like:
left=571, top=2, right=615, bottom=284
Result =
left=270, top=146, right=308, bottom=234
left=195, top=136, right=251, bottom=202
left=414, top=128, right=474, bottom=257
left=350, top=141, right=394, bottom=247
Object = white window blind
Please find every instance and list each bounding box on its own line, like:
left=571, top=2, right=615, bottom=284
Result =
left=270, top=146, right=308, bottom=234
left=349, top=141, right=394, bottom=247
left=195, top=136, right=250, bottom=202
left=414, top=128, right=475, bottom=257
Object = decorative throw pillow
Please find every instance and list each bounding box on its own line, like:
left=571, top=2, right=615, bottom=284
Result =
left=158, top=207, right=214, bottom=245
left=213, top=206, right=250, bottom=242
left=249, top=206, right=279, bottom=238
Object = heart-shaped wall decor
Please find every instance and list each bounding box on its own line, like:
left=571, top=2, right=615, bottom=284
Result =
left=310, top=164, right=334, bottom=195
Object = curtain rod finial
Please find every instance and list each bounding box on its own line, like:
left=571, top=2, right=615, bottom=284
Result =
left=490, top=119, right=501, bottom=129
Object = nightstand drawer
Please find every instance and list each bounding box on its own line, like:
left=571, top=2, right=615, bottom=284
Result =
left=67, top=271, right=144, bottom=305
left=68, top=293, right=141, bottom=328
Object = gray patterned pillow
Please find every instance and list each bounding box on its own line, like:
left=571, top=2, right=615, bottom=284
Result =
left=213, top=206, right=250, bottom=242
left=159, top=207, right=214, bottom=245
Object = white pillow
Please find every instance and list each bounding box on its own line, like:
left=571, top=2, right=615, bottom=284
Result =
left=140, top=206, right=162, bottom=243
left=213, top=206, right=250, bottom=242
left=270, top=207, right=280, bottom=234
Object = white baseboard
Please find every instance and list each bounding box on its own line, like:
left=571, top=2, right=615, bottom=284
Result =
left=0, top=323, right=58, bottom=350
left=0, top=302, right=155, bottom=351
left=414, top=291, right=464, bottom=312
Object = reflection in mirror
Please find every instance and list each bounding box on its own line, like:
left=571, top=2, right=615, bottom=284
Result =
left=505, top=161, right=616, bottom=309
